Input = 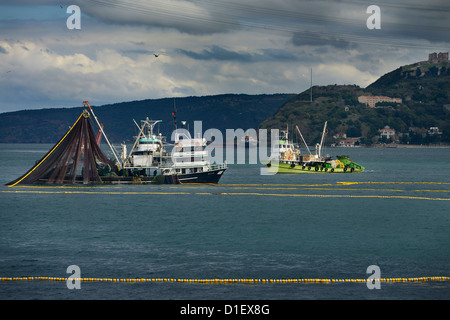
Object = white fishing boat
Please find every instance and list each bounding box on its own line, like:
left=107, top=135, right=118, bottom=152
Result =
left=166, top=130, right=227, bottom=183
left=105, top=116, right=226, bottom=184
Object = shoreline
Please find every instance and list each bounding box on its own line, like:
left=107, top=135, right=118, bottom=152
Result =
left=1, top=142, right=450, bottom=149
left=329, top=144, right=450, bottom=149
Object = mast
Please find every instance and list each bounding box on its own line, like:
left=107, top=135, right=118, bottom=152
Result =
left=126, top=118, right=162, bottom=162
left=310, top=68, right=313, bottom=103
left=126, top=119, right=146, bottom=161
left=172, top=98, right=177, bottom=129
left=318, top=121, right=327, bottom=158
left=286, top=123, right=289, bottom=142
left=83, top=101, right=121, bottom=166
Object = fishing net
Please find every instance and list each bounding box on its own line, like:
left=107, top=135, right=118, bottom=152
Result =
left=7, top=110, right=117, bottom=186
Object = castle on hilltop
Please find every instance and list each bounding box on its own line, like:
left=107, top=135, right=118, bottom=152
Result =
left=402, top=52, right=449, bottom=77
left=428, top=52, right=448, bottom=64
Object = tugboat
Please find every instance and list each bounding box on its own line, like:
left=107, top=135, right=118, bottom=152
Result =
left=265, top=121, right=364, bottom=174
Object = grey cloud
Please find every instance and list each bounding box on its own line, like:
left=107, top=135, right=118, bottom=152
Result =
left=292, top=31, right=355, bottom=49
left=173, top=86, right=197, bottom=96
left=286, top=1, right=450, bottom=50
left=0, top=0, right=237, bottom=34
left=121, top=49, right=154, bottom=56
left=4, top=0, right=450, bottom=42
left=261, top=49, right=298, bottom=61
left=177, top=46, right=255, bottom=62
left=75, top=0, right=238, bottom=35
left=1, top=0, right=450, bottom=113
left=178, top=46, right=299, bottom=62
left=0, top=0, right=60, bottom=4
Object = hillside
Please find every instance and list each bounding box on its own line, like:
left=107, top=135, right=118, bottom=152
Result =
left=0, top=94, right=294, bottom=143
left=260, top=56, right=450, bottom=146
left=2, top=55, right=449, bottom=145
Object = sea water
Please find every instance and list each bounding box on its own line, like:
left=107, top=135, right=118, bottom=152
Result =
left=0, top=144, right=449, bottom=300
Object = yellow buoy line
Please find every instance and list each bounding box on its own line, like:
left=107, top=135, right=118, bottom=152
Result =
left=8, top=181, right=450, bottom=189
left=2, top=189, right=450, bottom=201
left=198, top=192, right=450, bottom=201
left=336, top=181, right=450, bottom=185
left=1, top=276, right=449, bottom=285
left=3, top=181, right=450, bottom=201
left=6, top=181, right=450, bottom=193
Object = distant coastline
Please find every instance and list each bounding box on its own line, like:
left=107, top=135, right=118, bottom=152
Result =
left=329, top=144, right=450, bottom=149
left=376, top=144, right=450, bottom=149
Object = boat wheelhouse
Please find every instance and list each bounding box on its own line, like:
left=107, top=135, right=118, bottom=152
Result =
left=121, top=117, right=169, bottom=176
left=164, top=131, right=227, bottom=183
left=276, top=128, right=301, bottom=162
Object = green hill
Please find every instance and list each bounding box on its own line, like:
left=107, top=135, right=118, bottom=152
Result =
left=260, top=59, right=450, bottom=146
left=2, top=56, right=449, bottom=145
left=0, top=94, right=294, bottom=143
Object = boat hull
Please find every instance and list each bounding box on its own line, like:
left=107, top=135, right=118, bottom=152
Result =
left=100, top=168, right=227, bottom=184
left=265, top=161, right=364, bottom=174
left=177, top=168, right=227, bottom=184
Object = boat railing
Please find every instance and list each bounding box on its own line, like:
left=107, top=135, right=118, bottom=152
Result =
left=172, top=150, right=208, bottom=157
left=210, top=163, right=227, bottom=170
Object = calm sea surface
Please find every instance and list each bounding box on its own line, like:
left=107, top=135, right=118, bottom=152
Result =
left=0, top=144, right=449, bottom=300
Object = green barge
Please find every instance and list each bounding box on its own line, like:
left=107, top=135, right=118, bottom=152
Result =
left=265, top=121, right=365, bottom=174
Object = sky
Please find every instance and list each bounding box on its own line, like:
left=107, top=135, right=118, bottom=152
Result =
left=0, top=0, right=449, bottom=113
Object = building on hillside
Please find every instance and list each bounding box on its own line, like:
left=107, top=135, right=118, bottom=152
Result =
left=358, top=96, right=402, bottom=108
left=378, top=125, right=396, bottom=140
left=337, top=138, right=360, bottom=147
left=428, top=127, right=443, bottom=135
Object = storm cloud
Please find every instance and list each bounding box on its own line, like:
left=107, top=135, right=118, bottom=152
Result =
left=0, top=0, right=449, bottom=112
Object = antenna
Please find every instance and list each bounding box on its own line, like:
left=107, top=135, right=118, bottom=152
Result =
left=172, top=98, right=177, bottom=129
